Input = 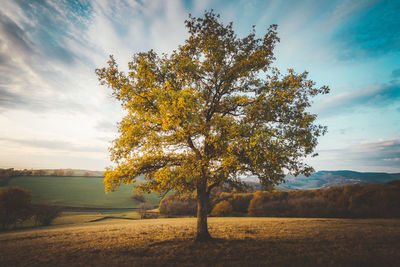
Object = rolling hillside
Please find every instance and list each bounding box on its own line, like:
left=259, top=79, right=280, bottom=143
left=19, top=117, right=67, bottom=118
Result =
left=2, top=170, right=399, bottom=209
left=244, top=170, right=400, bottom=190
left=2, top=176, right=160, bottom=209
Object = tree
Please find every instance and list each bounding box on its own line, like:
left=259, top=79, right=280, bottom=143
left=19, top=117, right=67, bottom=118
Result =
left=211, top=200, right=233, bottom=217
left=96, top=11, right=329, bottom=241
left=33, top=204, right=62, bottom=226
left=0, top=187, right=32, bottom=230
left=53, top=169, right=64, bottom=176
left=131, top=193, right=146, bottom=203
left=65, top=170, right=74, bottom=176
left=138, top=202, right=153, bottom=219
left=32, top=169, right=46, bottom=176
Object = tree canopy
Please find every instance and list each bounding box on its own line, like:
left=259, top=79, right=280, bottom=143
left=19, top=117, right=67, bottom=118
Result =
left=96, top=11, right=329, bottom=240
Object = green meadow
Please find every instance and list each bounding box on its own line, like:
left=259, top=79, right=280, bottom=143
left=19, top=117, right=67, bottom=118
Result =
left=3, top=176, right=161, bottom=209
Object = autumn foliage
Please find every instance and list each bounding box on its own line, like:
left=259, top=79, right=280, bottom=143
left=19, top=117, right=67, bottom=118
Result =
left=0, top=187, right=32, bottom=229
left=0, top=187, right=62, bottom=230
left=159, top=195, right=197, bottom=216
left=160, top=181, right=400, bottom=218
left=210, top=200, right=233, bottom=216
left=96, top=10, right=329, bottom=241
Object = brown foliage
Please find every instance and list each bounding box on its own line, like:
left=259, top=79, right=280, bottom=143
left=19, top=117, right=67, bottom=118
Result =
left=210, top=200, right=233, bottom=217
left=213, top=192, right=253, bottom=214
left=131, top=193, right=146, bottom=203
left=138, top=202, right=153, bottom=219
left=0, top=187, right=32, bottom=229
left=159, top=195, right=197, bottom=216
left=33, top=204, right=63, bottom=226
left=247, top=183, right=400, bottom=218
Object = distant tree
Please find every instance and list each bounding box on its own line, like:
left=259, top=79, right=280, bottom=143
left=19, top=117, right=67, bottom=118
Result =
left=96, top=11, right=328, bottom=241
left=65, top=170, right=74, bottom=176
left=210, top=200, right=233, bottom=217
left=159, top=195, right=197, bottom=216
left=138, top=202, right=153, bottom=219
left=53, top=169, right=65, bottom=176
left=33, top=204, right=63, bottom=226
left=131, top=193, right=146, bottom=203
left=22, top=169, right=32, bottom=176
left=32, top=170, right=46, bottom=176
left=0, top=187, right=32, bottom=230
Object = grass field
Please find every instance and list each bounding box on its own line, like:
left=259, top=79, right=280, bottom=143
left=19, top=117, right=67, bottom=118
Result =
left=3, top=176, right=161, bottom=208
left=1, top=217, right=399, bottom=266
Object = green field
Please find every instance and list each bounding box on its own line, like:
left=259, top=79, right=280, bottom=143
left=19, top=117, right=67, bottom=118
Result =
left=2, top=176, right=161, bottom=208
left=1, top=217, right=399, bottom=266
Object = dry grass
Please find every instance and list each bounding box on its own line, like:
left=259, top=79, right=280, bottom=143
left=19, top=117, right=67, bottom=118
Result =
left=1, top=217, right=399, bottom=266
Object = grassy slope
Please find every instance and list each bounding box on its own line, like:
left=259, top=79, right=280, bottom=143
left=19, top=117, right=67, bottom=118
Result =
left=0, top=217, right=399, bottom=266
left=3, top=176, right=161, bottom=208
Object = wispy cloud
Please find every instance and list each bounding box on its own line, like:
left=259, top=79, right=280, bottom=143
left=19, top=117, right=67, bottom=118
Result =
left=95, top=119, right=117, bottom=133
left=312, top=138, right=400, bottom=172
left=333, top=0, right=400, bottom=60
left=0, top=137, right=105, bottom=153
left=314, top=80, right=400, bottom=116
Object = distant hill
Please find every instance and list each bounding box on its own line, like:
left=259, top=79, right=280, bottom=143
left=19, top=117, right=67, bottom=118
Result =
left=244, top=171, right=400, bottom=190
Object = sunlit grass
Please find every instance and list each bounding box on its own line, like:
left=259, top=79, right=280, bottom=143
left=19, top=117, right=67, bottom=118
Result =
left=1, top=217, right=399, bottom=266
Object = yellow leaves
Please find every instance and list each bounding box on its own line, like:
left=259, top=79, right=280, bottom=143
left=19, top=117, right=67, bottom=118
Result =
left=97, top=11, right=327, bottom=197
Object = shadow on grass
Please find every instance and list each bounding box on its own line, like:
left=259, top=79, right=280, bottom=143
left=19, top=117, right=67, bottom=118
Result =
left=88, top=216, right=138, bottom=222
left=147, top=237, right=260, bottom=248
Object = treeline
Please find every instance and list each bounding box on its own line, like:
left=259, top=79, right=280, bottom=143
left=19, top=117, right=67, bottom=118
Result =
left=0, top=168, right=102, bottom=186
left=0, top=169, right=33, bottom=186
left=0, top=187, right=62, bottom=230
left=159, top=181, right=400, bottom=218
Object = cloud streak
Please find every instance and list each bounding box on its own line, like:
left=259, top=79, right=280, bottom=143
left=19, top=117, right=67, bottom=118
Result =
left=314, top=80, right=400, bottom=116
left=333, top=0, right=400, bottom=60
left=312, top=138, right=400, bottom=172
left=0, top=137, right=105, bottom=153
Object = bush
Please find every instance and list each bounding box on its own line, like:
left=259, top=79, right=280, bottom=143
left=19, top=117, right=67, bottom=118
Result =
left=0, top=187, right=32, bottom=230
left=210, top=200, right=233, bottom=217
left=246, top=183, right=400, bottom=218
left=231, top=193, right=253, bottom=214
left=131, top=193, right=146, bottom=203
left=33, top=204, right=63, bottom=226
left=138, top=202, right=153, bottom=219
left=286, top=196, right=328, bottom=217
left=159, top=195, right=197, bottom=216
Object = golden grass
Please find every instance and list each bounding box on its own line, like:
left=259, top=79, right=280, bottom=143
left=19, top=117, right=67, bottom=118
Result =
left=52, top=211, right=141, bottom=225
left=1, top=217, right=399, bottom=266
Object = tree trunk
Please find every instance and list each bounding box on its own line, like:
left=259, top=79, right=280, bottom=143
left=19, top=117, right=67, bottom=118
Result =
left=196, top=187, right=212, bottom=241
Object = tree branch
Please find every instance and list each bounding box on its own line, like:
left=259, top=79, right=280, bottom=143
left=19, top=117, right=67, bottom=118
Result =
left=207, top=182, right=219, bottom=193
left=187, top=135, right=202, bottom=159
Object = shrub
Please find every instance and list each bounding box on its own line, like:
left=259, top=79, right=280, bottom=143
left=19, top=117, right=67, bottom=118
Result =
left=33, top=204, right=63, bottom=226
left=159, top=195, right=197, bottom=216
left=231, top=193, right=253, bottom=214
left=286, top=196, right=328, bottom=217
left=138, top=202, right=153, bottom=219
left=249, top=191, right=328, bottom=217
left=131, top=193, right=146, bottom=203
left=210, top=200, right=233, bottom=217
left=0, top=187, right=32, bottom=230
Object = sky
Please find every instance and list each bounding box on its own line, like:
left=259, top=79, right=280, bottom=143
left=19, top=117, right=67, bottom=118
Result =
left=0, top=0, right=399, bottom=173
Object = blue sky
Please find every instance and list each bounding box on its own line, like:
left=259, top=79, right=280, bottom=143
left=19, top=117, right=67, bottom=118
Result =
left=0, top=0, right=399, bottom=172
